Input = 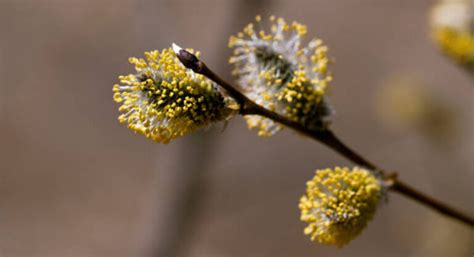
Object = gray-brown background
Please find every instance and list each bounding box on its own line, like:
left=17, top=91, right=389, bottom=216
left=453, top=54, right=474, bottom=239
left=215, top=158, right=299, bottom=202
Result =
left=0, top=0, right=473, bottom=256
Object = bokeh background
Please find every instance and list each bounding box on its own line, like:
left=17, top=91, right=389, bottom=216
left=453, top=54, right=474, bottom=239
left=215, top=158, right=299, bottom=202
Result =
left=1, top=0, right=473, bottom=256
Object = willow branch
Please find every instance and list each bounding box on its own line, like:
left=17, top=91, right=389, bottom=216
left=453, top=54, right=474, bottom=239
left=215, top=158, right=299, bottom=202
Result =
left=174, top=46, right=474, bottom=227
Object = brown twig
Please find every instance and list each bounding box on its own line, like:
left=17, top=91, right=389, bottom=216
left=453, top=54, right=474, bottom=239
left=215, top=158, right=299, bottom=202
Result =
left=174, top=46, right=474, bottom=227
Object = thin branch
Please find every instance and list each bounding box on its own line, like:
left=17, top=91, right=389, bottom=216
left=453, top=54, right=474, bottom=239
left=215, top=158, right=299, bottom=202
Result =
left=392, top=180, right=474, bottom=226
left=174, top=46, right=474, bottom=227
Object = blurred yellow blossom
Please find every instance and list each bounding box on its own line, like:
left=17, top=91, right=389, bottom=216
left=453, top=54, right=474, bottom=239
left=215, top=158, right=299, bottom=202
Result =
left=431, top=0, right=474, bottom=69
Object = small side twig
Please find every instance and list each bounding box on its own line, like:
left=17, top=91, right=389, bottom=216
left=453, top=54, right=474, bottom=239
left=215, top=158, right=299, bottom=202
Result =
left=173, top=45, right=474, bottom=227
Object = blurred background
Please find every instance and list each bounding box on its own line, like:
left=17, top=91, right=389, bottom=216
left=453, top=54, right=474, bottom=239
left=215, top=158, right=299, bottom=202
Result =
left=0, top=0, right=473, bottom=256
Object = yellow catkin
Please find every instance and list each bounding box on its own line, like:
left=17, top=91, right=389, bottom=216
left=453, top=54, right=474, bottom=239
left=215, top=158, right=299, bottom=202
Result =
left=113, top=48, right=237, bottom=143
left=431, top=0, right=474, bottom=69
left=228, top=15, right=333, bottom=136
left=299, top=167, right=382, bottom=247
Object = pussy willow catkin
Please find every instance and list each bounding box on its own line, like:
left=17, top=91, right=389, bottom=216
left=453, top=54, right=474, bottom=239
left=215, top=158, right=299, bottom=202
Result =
left=229, top=15, right=333, bottom=136
left=431, top=0, right=474, bottom=69
left=299, top=167, right=385, bottom=247
left=113, top=48, right=237, bottom=143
